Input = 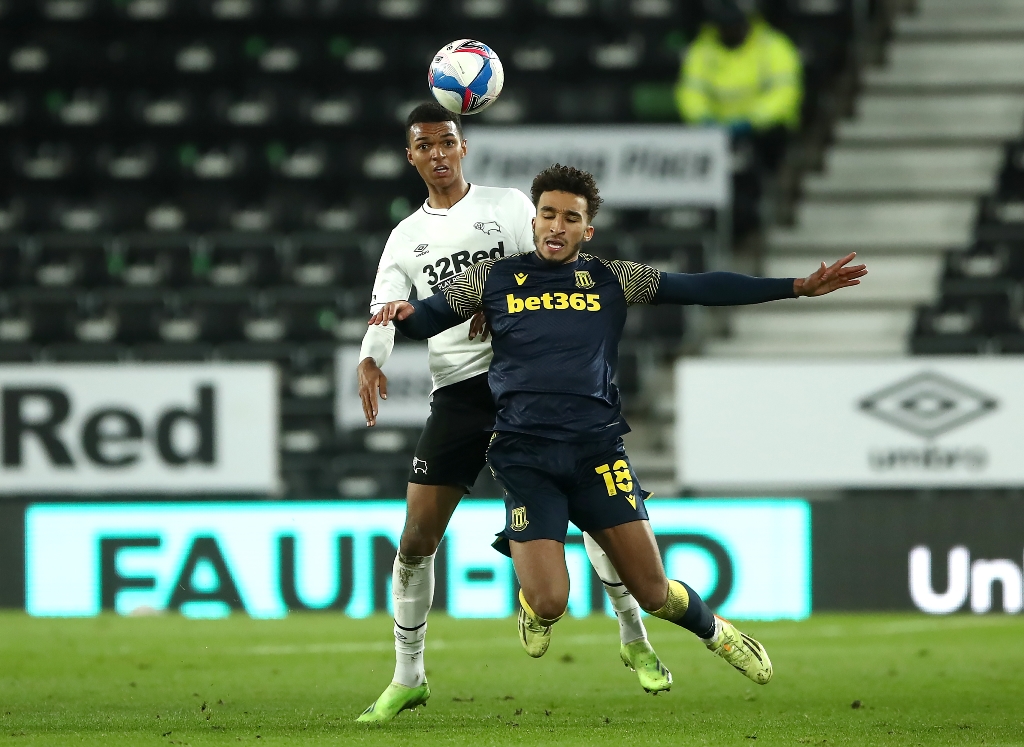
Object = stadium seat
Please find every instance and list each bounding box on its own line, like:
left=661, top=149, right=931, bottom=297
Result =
left=0, top=236, right=24, bottom=287
left=0, top=295, right=32, bottom=345
left=911, top=294, right=1009, bottom=355
left=976, top=197, right=1024, bottom=242
left=290, top=233, right=371, bottom=288
left=941, top=241, right=1020, bottom=297
left=281, top=412, right=336, bottom=455
left=22, top=296, right=79, bottom=344
left=197, top=234, right=283, bottom=287
left=30, top=235, right=112, bottom=287
left=997, top=141, right=1024, bottom=199
left=117, top=234, right=195, bottom=287
left=282, top=347, right=335, bottom=406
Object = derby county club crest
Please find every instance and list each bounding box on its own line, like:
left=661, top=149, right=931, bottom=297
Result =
left=574, top=270, right=595, bottom=289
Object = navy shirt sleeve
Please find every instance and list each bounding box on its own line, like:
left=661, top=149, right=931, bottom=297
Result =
left=653, top=271, right=797, bottom=306
left=393, top=293, right=465, bottom=340
left=394, top=258, right=495, bottom=340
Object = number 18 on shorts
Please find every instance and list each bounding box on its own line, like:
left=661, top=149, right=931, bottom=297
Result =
left=488, top=433, right=650, bottom=556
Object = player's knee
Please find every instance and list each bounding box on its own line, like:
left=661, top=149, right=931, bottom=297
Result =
left=633, top=579, right=671, bottom=613
left=526, top=590, right=568, bottom=622
left=399, top=524, right=442, bottom=556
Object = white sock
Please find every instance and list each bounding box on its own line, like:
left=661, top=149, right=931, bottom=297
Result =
left=392, top=552, right=434, bottom=687
left=583, top=532, right=648, bottom=645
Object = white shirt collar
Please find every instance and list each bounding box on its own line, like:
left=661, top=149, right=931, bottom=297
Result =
left=420, top=183, right=474, bottom=216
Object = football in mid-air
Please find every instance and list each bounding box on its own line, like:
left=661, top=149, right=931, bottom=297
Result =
left=428, top=39, right=504, bottom=115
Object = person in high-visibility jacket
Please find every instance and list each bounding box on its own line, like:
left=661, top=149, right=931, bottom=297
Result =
left=676, top=1, right=803, bottom=140
left=677, top=0, right=803, bottom=238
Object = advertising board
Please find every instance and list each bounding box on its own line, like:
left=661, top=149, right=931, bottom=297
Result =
left=813, top=496, right=1024, bottom=614
left=463, top=126, right=730, bottom=208
left=676, top=358, right=1024, bottom=488
left=0, top=364, right=278, bottom=493
left=24, top=499, right=809, bottom=620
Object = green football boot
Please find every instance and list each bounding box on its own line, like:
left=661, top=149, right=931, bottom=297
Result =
left=517, top=604, right=553, bottom=658
left=620, top=638, right=672, bottom=694
left=517, top=589, right=561, bottom=658
left=355, top=681, right=430, bottom=723
left=706, top=616, right=773, bottom=685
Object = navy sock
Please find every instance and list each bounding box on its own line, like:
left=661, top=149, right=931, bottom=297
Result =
left=674, top=580, right=717, bottom=639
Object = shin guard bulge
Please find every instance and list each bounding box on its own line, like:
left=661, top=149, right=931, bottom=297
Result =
left=391, top=553, right=435, bottom=687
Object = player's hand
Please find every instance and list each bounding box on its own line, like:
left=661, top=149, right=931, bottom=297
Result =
left=357, top=357, right=387, bottom=427
left=468, top=310, right=490, bottom=342
left=794, top=252, right=868, bottom=297
left=369, top=300, right=415, bottom=326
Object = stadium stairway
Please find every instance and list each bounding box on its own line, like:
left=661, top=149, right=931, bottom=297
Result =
left=706, top=0, right=1024, bottom=358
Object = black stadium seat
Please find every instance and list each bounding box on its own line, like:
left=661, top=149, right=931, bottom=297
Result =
left=0, top=236, right=24, bottom=287
left=30, top=235, right=111, bottom=287
left=198, top=234, right=283, bottom=287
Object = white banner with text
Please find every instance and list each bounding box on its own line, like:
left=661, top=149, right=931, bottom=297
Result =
left=0, top=364, right=278, bottom=493
left=464, top=126, right=730, bottom=208
left=675, top=358, right=1024, bottom=489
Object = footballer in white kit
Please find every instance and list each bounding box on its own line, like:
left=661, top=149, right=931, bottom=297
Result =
left=355, top=103, right=669, bottom=724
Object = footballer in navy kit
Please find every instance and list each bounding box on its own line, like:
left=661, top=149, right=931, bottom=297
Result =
left=355, top=106, right=671, bottom=724
left=372, top=164, right=867, bottom=693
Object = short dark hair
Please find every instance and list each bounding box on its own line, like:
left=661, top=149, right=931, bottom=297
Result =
left=405, top=102, right=463, bottom=144
left=530, top=164, right=604, bottom=221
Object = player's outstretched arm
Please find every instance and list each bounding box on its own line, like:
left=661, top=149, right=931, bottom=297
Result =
left=368, top=294, right=466, bottom=340
left=651, top=253, right=867, bottom=306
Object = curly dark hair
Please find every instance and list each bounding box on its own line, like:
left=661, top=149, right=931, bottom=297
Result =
left=530, top=164, right=604, bottom=221
left=405, top=102, right=463, bottom=144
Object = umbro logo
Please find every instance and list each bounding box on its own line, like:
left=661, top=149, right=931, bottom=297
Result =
left=514, top=273, right=528, bottom=285
left=474, top=221, right=501, bottom=235
left=859, top=371, right=998, bottom=439
left=413, top=244, right=429, bottom=256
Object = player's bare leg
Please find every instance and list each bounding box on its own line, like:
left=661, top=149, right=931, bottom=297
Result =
left=583, top=533, right=672, bottom=693
left=509, top=539, right=569, bottom=657
left=592, top=520, right=773, bottom=685
left=357, top=483, right=462, bottom=723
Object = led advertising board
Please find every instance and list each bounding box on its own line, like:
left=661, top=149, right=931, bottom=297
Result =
left=25, top=500, right=809, bottom=620
left=812, top=496, right=1024, bottom=614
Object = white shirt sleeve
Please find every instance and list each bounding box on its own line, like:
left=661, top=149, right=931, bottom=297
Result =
left=358, top=321, right=395, bottom=369
left=507, top=188, right=537, bottom=254
left=358, top=230, right=412, bottom=368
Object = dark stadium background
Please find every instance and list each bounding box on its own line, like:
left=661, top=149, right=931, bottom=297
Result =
left=1, top=0, right=1024, bottom=624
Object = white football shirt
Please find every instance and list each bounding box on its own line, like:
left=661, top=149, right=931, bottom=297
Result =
left=359, top=184, right=536, bottom=391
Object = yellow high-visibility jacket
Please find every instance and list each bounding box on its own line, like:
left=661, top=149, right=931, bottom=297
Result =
left=676, top=18, right=803, bottom=130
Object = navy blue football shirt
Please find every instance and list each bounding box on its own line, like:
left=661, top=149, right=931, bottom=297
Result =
left=395, top=252, right=795, bottom=441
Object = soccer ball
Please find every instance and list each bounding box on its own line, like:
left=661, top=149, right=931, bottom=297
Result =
left=428, top=39, right=504, bottom=116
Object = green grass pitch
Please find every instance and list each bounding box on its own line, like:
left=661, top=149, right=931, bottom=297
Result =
left=2, top=612, right=1023, bottom=746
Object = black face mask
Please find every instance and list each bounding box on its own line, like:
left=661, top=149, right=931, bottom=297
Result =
left=718, top=20, right=750, bottom=48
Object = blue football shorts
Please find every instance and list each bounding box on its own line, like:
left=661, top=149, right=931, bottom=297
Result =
left=488, top=432, right=650, bottom=557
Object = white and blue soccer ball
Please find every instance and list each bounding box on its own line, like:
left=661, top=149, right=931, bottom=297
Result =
left=428, top=39, right=504, bottom=116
